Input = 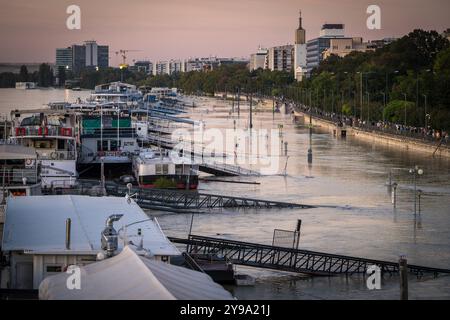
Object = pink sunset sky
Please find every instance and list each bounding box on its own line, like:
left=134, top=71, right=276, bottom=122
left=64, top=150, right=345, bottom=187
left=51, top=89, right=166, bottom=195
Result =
left=0, top=0, right=449, bottom=65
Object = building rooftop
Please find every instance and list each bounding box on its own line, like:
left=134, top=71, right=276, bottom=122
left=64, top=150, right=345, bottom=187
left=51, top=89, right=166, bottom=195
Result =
left=2, top=195, right=180, bottom=256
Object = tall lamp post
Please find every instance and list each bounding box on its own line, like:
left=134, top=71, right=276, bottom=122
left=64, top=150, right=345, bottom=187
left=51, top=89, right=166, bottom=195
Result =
left=402, top=93, right=407, bottom=126
left=366, top=91, right=370, bottom=123
left=409, top=166, right=424, bottom=215
left=422, top=94, right=428, bottom=128
left=381, top=92, right=386, bottom=123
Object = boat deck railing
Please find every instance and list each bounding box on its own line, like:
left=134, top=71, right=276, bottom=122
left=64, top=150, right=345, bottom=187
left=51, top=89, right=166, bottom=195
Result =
left=0, top=167, right=39, bottom=185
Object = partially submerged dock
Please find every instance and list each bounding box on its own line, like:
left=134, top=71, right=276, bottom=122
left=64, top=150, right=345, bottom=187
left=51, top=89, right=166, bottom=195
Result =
left=105, top=184, right=313, bottom=210
left=170, top=235, right=450, bottom=277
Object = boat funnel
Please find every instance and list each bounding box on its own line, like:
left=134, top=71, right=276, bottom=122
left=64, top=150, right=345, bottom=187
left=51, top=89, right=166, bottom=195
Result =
left=101, top=214, right=123, bottom=257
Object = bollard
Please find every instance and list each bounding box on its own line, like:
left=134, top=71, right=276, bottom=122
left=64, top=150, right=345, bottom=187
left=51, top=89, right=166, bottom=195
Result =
left=399, top=256, right=408, bottom=300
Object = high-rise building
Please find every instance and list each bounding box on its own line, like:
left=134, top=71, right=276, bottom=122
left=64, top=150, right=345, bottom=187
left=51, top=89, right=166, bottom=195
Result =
left=294, top=11, right=307, bottom=81
left=266, top=45, right=294, bottom=72
left=153, top=61, right=168, bottom=75
left=55, top=40, right=109, bottom=75
left=55, top=47, right=72, bottom=72
left=133, top=60, right=153, bottom=75
left=168, top=59, right=182, bottom=74
left=249, top=47, right=268, bottom=71
left=97, top=45, right=109, bottom=68
left=306, top=24, right=345, bottom=74
left=85, top=40, right=98, bottom=67
left=71, top=44, right=86, bottom=75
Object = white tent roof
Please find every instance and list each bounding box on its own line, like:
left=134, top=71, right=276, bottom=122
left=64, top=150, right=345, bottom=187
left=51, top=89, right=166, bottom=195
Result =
left=2, top=195, right=179, bottom=256
left=39, top=246, right=234, bottom=300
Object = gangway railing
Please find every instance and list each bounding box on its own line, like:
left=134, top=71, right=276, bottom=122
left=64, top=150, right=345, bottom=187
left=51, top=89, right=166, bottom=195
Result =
left=170, top=235, right=450, bottom=277
left=104, top=185, right=312, bottom=210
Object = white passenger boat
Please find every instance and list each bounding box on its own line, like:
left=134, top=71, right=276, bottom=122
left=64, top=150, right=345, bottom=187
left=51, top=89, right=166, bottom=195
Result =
left=132, top=149, right=199, bottom=189
left=10, top=110, right=78, bottom=189
left=90, top=82, right=143, bottom=105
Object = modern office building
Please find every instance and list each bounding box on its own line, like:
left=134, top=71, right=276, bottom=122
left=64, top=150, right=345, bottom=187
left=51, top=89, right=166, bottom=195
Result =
left=168, top=59, right=183, bottom=74
left=153, top=61, right=168, bottom=75
left=71, top=44, right=86, bottom=75
left=293, top=11, right=307, bottom=81
left=306, top=24, right=345, bottom=74
left=249, top=47, right=268, bottom=71
left=322, top=37, right=372, bottom=59
left=55, top=47, right=72, bottom=73
left=97, top=45, right=109, bottom=68
left=152, top=60, right=182, bottom=75
left=132, top=60, right=153, bottom=74
left=266, top=45, right=294, bottom=72
left=55, top=40, right=109, bottom=75
left=85, top=40, right=98, bottom=67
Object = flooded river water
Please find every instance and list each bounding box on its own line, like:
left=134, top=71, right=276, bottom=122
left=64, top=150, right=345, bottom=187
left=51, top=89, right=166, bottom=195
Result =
left=1, top=89, right=449, bottom=299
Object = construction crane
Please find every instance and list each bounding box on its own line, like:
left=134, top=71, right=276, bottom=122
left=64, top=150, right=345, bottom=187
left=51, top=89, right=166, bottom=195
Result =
left=115, top=49, right=142, bottom=69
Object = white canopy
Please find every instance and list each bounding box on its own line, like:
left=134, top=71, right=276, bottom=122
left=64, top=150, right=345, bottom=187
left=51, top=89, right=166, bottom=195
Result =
left=2, top=195, right=179, bottom=256
left=39, top=246, right=234, bottom=300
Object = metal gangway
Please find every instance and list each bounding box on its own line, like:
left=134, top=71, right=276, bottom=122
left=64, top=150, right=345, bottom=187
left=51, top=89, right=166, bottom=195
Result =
left=199, top=161, right=261, bottom=177
left=145, top=134, right=261, bottom=176
left=170, top=235, right=450, bottom=277
left=105, top=185, right=313, bottom=210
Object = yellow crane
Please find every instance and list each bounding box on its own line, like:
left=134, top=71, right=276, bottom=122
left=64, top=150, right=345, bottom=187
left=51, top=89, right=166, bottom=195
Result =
left=115, top=49, right=142, bottom=69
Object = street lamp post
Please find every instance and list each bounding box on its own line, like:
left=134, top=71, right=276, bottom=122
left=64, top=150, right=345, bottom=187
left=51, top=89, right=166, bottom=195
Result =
left=381, top=92, right=386, bottom=124
left=409, top=166, right=424, bottom=215
left=357, top=72, right=363, bottom=121
left=402, top=93, right=407, bottom=127
left=423, top=94, right=428, bottom=128
left=366, top=92, right=370, bottom=123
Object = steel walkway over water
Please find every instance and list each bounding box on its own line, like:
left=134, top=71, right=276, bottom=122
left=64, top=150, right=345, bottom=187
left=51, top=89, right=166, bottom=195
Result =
left=169, top=235, right=450, bottom=277
left=145, top=134, right=261, bottom=176
left=105, top=185, right=312, bottom=210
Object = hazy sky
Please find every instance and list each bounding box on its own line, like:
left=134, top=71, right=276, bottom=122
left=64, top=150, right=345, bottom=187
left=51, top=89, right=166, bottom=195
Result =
left=0, top=0, right=449, bottom=65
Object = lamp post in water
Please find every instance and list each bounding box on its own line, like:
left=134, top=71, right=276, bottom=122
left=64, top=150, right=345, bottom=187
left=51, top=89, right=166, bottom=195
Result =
left=409, top=166, right=424, bottom=215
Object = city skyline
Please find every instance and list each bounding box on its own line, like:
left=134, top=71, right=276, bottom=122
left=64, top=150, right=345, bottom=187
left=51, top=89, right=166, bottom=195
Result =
left=0, top=0, right=449, bottom=65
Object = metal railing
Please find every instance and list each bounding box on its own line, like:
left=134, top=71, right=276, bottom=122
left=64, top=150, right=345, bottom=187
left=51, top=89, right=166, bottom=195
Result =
left=37, top=150, right=76, bottom=160
left=0, top=167, right=38, bottom=185
left=171, top=235, right=450, bottom=277
left=294, top=104, right=449, bottom=147
left=14, top=126, right=74, bottom=137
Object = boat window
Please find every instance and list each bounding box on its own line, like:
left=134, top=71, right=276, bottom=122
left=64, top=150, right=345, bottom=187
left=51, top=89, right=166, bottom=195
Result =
left=155, top=164, right=169, bottom=175
left=97, top=140, right=109, bottom=151
left=110, top=140, right=119, bottom=151
left=46, top=265, right=63, bottom=273
left=57, top=139, right=65, bottom=150
left=175, top=165, right=183, bottom=175
left=34, top=140, right=54, bottom=149
left=20, top=116, right=41, bottom=126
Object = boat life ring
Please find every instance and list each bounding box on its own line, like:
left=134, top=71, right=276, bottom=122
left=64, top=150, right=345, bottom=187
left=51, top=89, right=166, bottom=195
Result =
left=50, top=152, right=58, bottom=160
left=25, top=158, right=35, bottom=167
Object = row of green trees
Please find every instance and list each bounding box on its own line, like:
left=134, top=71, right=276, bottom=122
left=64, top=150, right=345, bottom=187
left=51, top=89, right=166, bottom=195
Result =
left=0, top=64, right=54, bottom=87
left=135, top=29, right=449, bottom=130
left=1, top=29, right=448, bottom=129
